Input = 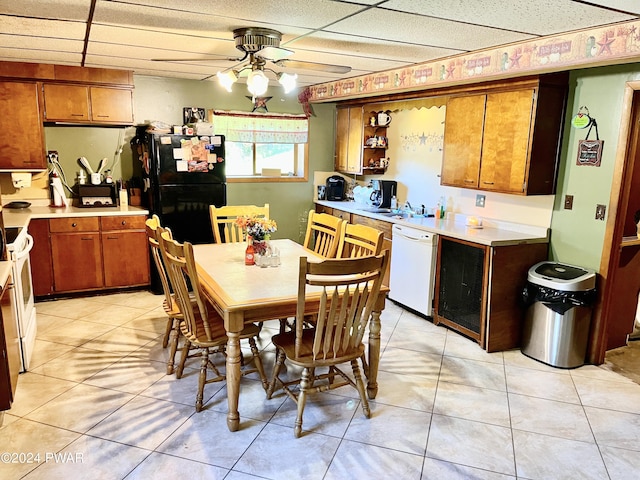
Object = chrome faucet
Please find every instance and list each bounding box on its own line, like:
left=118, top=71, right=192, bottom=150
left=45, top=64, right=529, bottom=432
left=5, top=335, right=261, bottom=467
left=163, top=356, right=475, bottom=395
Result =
left=404, top=201, right=413, bottom=212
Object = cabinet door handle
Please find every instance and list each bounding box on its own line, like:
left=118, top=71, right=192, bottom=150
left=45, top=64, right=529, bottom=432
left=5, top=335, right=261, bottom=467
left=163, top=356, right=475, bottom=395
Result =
left=81, top=237, right=93, bottom=240
left=106, top=235, right=119, bottom=240
left=70, top=114, right=85, bottom=117
left=482, top=181, right=495, bottom=185
left=72, top=223, right=77, bottom=227
left=121, top=220, right=126, bottom=225
left=96, top=115, right=110, bottom=118
left=464, top=179, right=475, bottom=184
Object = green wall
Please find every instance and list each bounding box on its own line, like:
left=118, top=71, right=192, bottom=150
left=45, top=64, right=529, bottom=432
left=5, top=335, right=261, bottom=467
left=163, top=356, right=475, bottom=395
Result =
left=550, top=65, right=640, bottom=270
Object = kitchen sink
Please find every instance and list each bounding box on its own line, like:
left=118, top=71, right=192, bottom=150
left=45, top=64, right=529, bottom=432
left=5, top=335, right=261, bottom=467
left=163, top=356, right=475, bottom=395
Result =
left=358, top=207, right=392, bottom=213
left=380, top=211, right=411, bottom=218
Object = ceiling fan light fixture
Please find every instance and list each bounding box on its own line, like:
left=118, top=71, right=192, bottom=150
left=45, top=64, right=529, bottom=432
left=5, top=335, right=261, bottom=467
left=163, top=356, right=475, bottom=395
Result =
left=217, top=70, right=238, bottom=92
left=247, top=69, right=269, bottom=97
left=277, top=72, right=298, bottom=93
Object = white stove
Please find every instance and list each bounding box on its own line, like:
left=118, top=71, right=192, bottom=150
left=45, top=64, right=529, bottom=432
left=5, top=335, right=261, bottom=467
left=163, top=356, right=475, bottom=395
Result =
left=5, top=226, right=36, bottom=372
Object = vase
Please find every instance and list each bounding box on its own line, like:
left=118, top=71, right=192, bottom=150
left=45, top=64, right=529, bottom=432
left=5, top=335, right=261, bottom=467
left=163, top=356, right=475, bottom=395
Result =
left=252, top=238, right=268, bottom=255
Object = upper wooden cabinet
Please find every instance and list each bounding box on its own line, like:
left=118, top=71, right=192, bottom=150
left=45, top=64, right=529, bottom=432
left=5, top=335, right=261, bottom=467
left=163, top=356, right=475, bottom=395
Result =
left=0, top=81, right=46, bottom=170
left=335, top=106, right=364, bottom=174
left=43, top=84, right=134, bottom=124
left=442, top=74, right=568, bottom=195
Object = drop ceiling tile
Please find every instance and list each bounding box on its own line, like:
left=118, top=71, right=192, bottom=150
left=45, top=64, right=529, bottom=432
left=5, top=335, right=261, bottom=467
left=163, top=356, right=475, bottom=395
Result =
left=383, top=0, right=636, bottom=35
left=0, top=49, right=82, bottom=64
left=588, top=0, right=640, bottom=15
left=291, top=31, right=462, bottom=63
left=328, top=8, right=535, bottom=51
left=89, top=24, right=237, bottom=58
left=0, top=0, right=91, bottom=20
left=103, top=0, right=367, bottom=30
left=0, top=35, right=83, bottom=53
left=0, top=15, right=86, bottom=39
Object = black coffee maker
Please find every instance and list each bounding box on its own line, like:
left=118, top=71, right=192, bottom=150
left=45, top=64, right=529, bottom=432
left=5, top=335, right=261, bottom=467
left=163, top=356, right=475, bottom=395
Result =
left=370, top=180, right=397, bottom=208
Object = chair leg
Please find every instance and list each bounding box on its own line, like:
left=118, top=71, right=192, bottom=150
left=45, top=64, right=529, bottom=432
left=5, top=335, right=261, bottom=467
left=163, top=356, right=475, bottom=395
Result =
left=162, top=316, right=173, bottom=348
left=266, top=349, right=286, bottom=399
left=360, top=353, right=369, bottom=378
left=175, top=338, right=190, bottom=379
left=248, top=337, right=268, bottom=390
left=166, top=319, right=180, bottom=375
left=195, top=348, right=208, bottom=412
left=294, top=367, right=310, bottom=438
left=351, top=359, right=370, bottom=418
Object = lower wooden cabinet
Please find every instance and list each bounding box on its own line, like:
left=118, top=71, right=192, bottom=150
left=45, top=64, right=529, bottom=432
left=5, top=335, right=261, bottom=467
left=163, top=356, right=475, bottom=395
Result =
left=101, top=216, right=149, bottom=287
left=29, top=218, right=54, bottom=297
left=318, top=206, right=393, bottom=287
left=31, top=214, right=149, bottom=296
left=0, top=276, right=20, bottom=413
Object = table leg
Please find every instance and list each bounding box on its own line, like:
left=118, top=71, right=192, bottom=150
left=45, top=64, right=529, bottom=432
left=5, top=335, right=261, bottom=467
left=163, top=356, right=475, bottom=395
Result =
left=226, top=331, right=241, bottom=431
left=367, top=310, right=381, bottom=399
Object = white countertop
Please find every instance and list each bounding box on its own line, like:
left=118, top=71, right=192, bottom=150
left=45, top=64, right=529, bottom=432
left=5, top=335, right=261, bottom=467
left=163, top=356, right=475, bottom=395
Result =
left=1, top=199, right=149, bottom=229
left=317, top=200, right=549, bottom=246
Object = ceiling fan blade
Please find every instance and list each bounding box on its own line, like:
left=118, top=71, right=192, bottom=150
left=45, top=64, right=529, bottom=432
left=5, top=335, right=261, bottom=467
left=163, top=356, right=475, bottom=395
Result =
left=273, top=59, right=352, bottom=74
left=151, top=55, right=245, bottom=62
left=256, top=46, right=294, bottom=61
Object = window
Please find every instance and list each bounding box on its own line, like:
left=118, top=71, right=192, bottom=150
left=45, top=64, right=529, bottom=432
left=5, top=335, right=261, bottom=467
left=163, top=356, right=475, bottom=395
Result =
left=213, top=110, right=309, bottom=181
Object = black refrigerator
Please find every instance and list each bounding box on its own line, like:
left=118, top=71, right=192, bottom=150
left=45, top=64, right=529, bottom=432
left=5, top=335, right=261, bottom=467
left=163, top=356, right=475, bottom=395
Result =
left=138, top=131, right=226, bottom=244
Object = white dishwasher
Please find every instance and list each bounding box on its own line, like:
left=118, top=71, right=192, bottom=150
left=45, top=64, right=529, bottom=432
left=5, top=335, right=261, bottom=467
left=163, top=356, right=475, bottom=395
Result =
left=388, top=224, right=438, bottom=317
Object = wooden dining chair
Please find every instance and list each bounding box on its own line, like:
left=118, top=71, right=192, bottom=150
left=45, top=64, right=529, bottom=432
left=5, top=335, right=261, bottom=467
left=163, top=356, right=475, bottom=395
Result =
left=266, top=250, right=389, bottom=437
left=159, top=231, right=268, bottom=412
left=210, top=204, right=270, bottom=243
left=146, top=215, right=184, bottom=375
left=302, top=210, right=346, bottom=258
left=337, top=223, right=384, bottom=258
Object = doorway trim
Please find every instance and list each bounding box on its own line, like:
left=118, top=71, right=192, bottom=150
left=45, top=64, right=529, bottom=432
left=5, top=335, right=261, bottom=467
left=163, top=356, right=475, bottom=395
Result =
left=590, top=80, right=640, bottom=364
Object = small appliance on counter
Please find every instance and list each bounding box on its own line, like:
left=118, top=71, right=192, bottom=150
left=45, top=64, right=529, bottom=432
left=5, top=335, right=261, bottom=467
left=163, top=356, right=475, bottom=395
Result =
left=326, top=175, right=346, bottom=201
left=73, top=183, right=117, bottom=207
left=370, top=180, right=397, bottom=208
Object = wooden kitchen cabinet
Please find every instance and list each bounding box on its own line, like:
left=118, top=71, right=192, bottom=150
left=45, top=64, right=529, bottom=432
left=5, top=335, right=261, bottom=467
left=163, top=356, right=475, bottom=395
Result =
left=38, top=214, right=149, bottom=296
left=347, top=213, right=392, bottom=286
left=434, top=236, right=548, bottom=352
left=442, top=74, right=568, bottom=195
left=101, top=215, right=150, bottom=288
left=335, top=106, right=364, bottom=174
left=50, top=217, right=103, bottom=292
left=29, top=218, right=55, bottom=297
left=43, top=84, right=134, bottom=124
left=0, top=81, right=46, bottom=170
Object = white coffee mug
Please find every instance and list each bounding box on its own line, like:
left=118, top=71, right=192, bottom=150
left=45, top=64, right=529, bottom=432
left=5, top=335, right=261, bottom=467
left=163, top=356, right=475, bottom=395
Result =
left=90, top=173, right=102, bottom=185
left=377, top=112, right=391, bottom=126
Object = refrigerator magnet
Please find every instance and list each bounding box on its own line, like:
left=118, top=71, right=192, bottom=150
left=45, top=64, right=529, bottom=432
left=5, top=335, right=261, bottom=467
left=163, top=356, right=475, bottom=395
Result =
left=176, top=160, right=188, bottom=172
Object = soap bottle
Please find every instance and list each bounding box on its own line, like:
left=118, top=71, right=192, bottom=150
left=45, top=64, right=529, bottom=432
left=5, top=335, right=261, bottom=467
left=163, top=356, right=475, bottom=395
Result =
left=390, top=195, right=397, bottom=210
left=439, top=196, right=446, bottom=219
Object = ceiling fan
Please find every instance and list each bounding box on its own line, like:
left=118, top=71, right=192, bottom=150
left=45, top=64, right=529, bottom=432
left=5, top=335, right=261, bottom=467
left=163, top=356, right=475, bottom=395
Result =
left=155, top=27, right=352, bottom=95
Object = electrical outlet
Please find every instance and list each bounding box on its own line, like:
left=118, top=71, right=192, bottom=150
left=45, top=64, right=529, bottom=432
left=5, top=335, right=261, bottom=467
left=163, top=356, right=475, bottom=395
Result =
left=564, top=195, right=574, bottom=210
left=595, top=204, right=606, bottom=220
left=476, top=194, right=486, bottom=208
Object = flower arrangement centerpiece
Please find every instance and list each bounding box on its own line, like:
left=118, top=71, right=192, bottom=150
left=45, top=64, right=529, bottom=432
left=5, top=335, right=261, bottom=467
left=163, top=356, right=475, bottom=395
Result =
left=235, top=215, right=277, bottom=254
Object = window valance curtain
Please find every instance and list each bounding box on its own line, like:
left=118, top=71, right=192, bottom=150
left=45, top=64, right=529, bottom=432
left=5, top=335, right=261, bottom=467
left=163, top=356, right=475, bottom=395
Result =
left=212, top=110, right=309, bottom=144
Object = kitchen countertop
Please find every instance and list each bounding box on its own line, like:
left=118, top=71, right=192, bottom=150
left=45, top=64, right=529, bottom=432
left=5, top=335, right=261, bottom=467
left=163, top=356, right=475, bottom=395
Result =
left=1, top=199, right=149, bottom=229
left=316, top=200, right=549, bottom=246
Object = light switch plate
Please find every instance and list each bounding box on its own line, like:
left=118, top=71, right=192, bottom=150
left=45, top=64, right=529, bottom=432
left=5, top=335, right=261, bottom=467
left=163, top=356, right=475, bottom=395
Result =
left=564, top=195, right=574, bottom=210
left=596, top=204, right=606, bottom=220
left=476, top=194, right=486, bottom=208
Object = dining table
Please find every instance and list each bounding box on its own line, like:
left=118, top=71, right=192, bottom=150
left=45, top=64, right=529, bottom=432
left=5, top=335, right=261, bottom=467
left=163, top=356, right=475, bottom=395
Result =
left=192, top=238, right=388, bottom=432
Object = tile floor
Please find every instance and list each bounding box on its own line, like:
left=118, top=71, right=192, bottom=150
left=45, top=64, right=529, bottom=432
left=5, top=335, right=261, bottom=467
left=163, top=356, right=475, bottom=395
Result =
left=2, top=290, right=640, bottom=479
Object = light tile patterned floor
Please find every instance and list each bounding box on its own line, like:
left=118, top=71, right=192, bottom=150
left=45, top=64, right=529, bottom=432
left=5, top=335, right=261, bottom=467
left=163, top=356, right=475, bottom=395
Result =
left=2, top=290, right=640, bottom=479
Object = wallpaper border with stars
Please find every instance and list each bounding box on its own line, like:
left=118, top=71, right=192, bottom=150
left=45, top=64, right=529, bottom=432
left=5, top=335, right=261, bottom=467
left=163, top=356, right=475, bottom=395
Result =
left=304, top=19, right=640, bottom=103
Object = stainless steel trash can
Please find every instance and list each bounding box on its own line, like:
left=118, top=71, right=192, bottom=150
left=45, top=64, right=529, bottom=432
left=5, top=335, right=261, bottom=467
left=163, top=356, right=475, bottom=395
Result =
left=521, top=262, right=596, bottom=368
